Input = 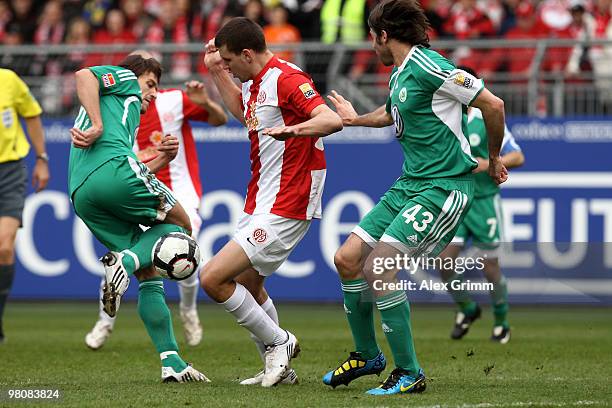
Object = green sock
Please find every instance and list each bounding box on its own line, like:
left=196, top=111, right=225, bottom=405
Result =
left=444, top=272, right=477, bottom=315
left=137, top=278, right=186, bottom=372
left=122, top=224, right=186, bottom=275
left=490, top=276, right=509, bottom=328
left=341, top=279, right=379, bottom=360
left=376, top=291, right=420, bottom=376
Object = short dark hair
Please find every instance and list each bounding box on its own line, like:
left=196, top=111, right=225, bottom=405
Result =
left=214, top=17, right=267, bottom=55
left=118, top=54, right=162, bottom=82
left=368, top=0, right=430, bottom=47
left=458, top=65, right=478, bottom=77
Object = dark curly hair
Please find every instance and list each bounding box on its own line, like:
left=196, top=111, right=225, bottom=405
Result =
left=368, top=0, right=430, bottom=47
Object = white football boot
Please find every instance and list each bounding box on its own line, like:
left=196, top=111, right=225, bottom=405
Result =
left=261, top=331, right=300, bottom=387
left=162, top=364, right=211, bottom=383
left=180, top=308, right=203, bottom=347
left=240, top=368, right=298, bottom=385
left=85, top=320, right=113, bottom=350
left=100, top=251, right=130, bottom=317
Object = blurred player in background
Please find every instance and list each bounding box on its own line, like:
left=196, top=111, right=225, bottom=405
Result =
left=84, top=68, right=228, bottom=350
left=69, top=54, right=209, bottom=382
left=0, top=68, right=49, bottom=344
left=202, top=17, right=342, bottom=387
left=439, top=66, right=524, bottom=345
left=323, top=0, right=507, bottom=396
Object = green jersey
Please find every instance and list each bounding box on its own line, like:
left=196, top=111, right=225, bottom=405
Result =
left=68, top=65, right=142, bottom=195
left=467, top=108, right=521, bottom=198
left=386, top=45, right=482, bottom=179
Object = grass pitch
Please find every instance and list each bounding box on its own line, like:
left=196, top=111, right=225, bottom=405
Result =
left=1, top=302, right=611, bottom=408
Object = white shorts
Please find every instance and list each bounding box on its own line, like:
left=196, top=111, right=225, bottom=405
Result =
left=233, top=212, right=311, bottom=276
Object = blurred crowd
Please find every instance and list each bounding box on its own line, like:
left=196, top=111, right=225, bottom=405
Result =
left=3, top=0, right=612, bottom=113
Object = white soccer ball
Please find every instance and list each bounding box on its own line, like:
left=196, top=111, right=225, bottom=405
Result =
left=152, top=232, right=201, bottom=280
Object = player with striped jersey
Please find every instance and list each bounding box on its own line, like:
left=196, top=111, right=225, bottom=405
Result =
left=69, top=55, right=209, bottom=382
left=439, top=67, right=525, bottom=345
left=84, top=79, right=228, bottom=350
left=201, top=17, right=342, bottom=387
left=323, top=0, right=508, bottom=396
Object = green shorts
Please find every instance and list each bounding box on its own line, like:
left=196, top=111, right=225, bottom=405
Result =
left=354, top=175, right=474, bottom=257
left=71, top=156, right=177, bottom=251
left=452, top=193, right=503, bottom=251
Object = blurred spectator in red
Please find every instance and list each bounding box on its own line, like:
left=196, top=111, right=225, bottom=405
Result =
left=481, top=2, right=549, bottom=79
left=34, top=0, right=65, bottom=47
left=444, top=0, right=496, bottom=39
left=564, top=0, right=595, bottom=75
left=245, top=0, right=267, bottom=27
left=63, top=17, right=91, bottom=72
left=263, top=4, right=301, bottom=62
left=0, top=0, right=12, bottom=42
left=202, top=0, right=243, bottom=42
left=539, top=0, right=573, bottom=31
left=444, top=0, right=496, bottom=68
left=82, top=0, right=113, bottom=29
left=120, top=0, right=155, bottom=41
left=87, top=9, right=136, bottom=67
left=32, top=0, right=65, bottom=76
left=177, top=0, right=203, bottom=41
left=0, top=22, right=30, bottom=75
left=145, top=0, right=191, bottom=79
left=8, top=0, right=37, bottom=42
left=481, top=0, right=505, bottom=31
left=593, top=0, right=612, bottom=33
left=422, top=0, right=447, bottom=37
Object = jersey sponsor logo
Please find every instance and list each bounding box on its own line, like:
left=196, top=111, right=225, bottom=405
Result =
left=257, top=90, right=267, bottom=104
left=162, top=112, right=175, bottom=123
left=407, top=234, right=418, bottom=245
left=245, top=101, right=259, bottom=132
left=101, top=73, right=116, bottom=88
left=454, top=73, right=473, bottom=89
left=299, top=83, right=316, bottom=99
left=399, top=87, right=407, bottom=103
left=391, top=105, right=404, bottom=139
left=382, top=323, right=393, bottom=333
left=1, top=108, right=13, bottom=128
left=469, top=133, right=481, bottom=147
left=149, top=130, right=163, bottom=145
left=252, top=228, right=268, bottom=243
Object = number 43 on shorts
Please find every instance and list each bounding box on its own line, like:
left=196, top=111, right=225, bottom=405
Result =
left=402, top=204, right=433, bottom=232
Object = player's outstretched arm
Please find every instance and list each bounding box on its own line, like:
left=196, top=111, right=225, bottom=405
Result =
left=328, top=90, right=393, bottom=128
left=263, top=104, right=343, bottom=140
left=185, top=80, right=228, bottom=126
left=203, top=39, right=245, bottom=126
left=471, top=88, right=508, bottom=184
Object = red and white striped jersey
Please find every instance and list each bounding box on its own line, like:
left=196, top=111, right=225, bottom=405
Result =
left=242, top=56, right=327, bottom=220
left=134, top=89, right=209, bottom=211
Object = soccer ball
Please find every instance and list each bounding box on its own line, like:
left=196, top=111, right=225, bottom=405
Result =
left=152, top=232, right=201, bottom=281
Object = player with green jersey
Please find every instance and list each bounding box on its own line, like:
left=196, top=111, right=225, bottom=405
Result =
left=323, top=0, right=508, bottom=396
left=68, top=55, right=209, bottom=383
left=439, top=67, right=525, bottom=344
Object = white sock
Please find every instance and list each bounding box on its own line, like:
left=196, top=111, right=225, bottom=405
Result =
left=178, top=271, right=199, bottom=311
left=222, top=283, right=287, bottom=346
left=250, top=297, right=279, bottom=361
left=98, top=278, right=116, bottom=327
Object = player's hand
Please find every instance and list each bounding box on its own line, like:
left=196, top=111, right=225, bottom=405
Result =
left=185, top=80, right=209, bottom=105
left=489, top=156, right=508, bottom=184
left=156, top=134, right=179, bottom=161
left=204, top=39, right=224, bottom=71
left=472, top=157, right=489, bottom=174
left=70, top=125, right=103, bottom=148
left=263, top=126, right=298, bottom=140
left=327, top=90, right=358, bottom=126
left=32, top=160, right=49, bottom=192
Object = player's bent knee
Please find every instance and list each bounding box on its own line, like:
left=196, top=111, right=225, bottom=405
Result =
left=0, top=243, right=15, bottom=264
left=334, top=248, right=362, bottom=280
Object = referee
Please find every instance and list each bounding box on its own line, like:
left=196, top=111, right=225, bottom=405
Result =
left=0, top=68, right=49, bottom=343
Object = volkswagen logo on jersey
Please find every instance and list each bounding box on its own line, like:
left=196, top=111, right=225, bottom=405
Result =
left=391, top=105, right=404, bottom=139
